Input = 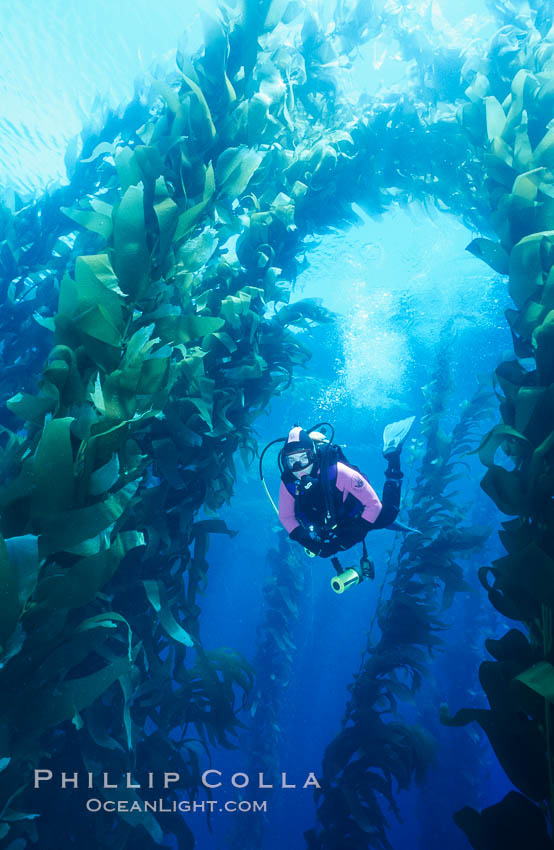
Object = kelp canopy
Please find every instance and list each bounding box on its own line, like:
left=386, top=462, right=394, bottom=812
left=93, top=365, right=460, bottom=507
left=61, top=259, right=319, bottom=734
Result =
left=1, top=0, right=554, bottom=847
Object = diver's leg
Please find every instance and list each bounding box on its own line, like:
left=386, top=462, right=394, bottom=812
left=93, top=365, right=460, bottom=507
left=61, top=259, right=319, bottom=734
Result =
left=372, top=452, right=403, bottom=529
left=376, top=416, right=415, bottom=529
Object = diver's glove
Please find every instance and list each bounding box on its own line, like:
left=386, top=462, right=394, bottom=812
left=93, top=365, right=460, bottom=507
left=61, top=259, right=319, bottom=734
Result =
left=289, top=525, right=322, bottom=555
left=338, top=518, right=373, bottom=550
left=318, top=540, right=341, bottom=558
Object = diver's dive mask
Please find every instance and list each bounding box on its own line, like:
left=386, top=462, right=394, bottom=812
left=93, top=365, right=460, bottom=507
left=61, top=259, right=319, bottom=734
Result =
left=285, top=450, right=315, bottom=473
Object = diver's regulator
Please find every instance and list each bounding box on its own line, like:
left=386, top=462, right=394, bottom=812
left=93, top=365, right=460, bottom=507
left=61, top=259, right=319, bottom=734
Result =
left=330, top=556, right=375, bottom=594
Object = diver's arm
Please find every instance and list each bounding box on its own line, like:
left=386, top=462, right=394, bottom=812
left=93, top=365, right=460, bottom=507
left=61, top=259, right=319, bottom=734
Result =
left=289, top=525, right=323, bottom=555
left=335, top=521, right=372, bottom=550
left=279, top=483, right=324, bottom=555
left=335, top=463, right=382, bottom=522
left=278, top=482, right=299, bottom=533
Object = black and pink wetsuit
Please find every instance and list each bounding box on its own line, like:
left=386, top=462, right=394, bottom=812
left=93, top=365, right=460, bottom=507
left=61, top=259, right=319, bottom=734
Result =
left=278, top=441, right=403, bottom=558
left=279, top=462, right=382, bottom=534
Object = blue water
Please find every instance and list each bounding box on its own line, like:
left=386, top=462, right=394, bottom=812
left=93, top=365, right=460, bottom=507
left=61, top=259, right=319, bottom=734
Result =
left=0, top=1, right=522, bottom=848
left=0, top=0, right=494, bottom=197
left=192, top=205, right=513, bottom=848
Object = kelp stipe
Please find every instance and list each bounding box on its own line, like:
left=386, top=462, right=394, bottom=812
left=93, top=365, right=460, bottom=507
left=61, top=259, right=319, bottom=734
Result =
left=305, top=338, right=492, bottom=850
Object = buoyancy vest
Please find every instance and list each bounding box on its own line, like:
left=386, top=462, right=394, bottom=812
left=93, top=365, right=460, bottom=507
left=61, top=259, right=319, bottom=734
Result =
left=282, top=444, right=369, bottom=538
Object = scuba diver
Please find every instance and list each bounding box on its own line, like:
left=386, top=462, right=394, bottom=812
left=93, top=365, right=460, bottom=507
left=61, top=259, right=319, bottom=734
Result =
left=260, top=418, right=415, bottom=593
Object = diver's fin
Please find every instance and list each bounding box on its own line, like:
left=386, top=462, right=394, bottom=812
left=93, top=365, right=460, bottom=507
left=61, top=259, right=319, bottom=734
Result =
left=383, top=416, right=415, bottom=457
left=388, top=519, right=422, bottom=534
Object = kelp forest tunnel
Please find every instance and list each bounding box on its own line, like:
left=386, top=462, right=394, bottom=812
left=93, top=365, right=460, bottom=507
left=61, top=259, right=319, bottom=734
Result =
left=0, top=2, right=553, bottom=850
left=199, top=206, right=513, bottom=850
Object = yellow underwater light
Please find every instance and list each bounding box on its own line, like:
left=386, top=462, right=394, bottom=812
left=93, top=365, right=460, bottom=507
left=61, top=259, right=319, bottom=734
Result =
left=331, top=567, right=362, bottom=594
left=331, top=556, right=375, bottom=594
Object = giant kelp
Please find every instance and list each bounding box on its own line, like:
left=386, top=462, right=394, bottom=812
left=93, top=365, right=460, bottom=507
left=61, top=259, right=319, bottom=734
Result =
left=0, top=5, right=339, bottom=846
left=0, top=1, right=433, bottom=845
left=0, top=1, right=547, bottom=847
left=305, top=331, right=492, bottom=850
left=438, top=12, right=554, bottom=848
